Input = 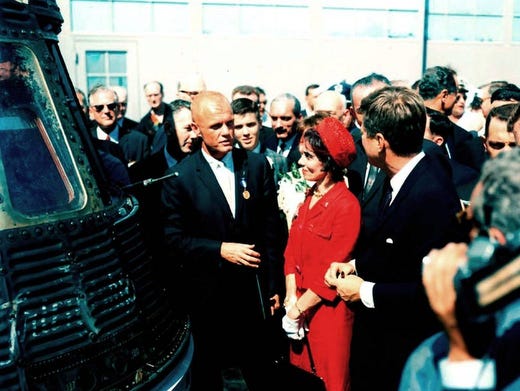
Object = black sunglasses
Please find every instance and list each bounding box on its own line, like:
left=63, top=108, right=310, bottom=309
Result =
left=92, top=102, right=118, bottom=112
left=487, top=141, right=516, bottom=150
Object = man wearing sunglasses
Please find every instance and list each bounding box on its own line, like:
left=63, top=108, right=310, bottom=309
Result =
left=483, top=104, right=517, bottom=160
left=89, top=84, right=149, bottom=167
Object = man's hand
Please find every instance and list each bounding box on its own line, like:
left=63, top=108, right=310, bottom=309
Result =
left=324, top=261, right=355, bottom=287
left=422, top=243, right=474, bottom=361
left=270, top=294, right=281, bottom=315
left=422, top=243, right=468, bottom=330
left=220, top=242, right=261, bottom=268
left=335, top=274, right=363, bottom=303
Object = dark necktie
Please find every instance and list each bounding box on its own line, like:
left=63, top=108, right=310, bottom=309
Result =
left=279, top=141, right=286, bottom=154
left=363, top=164, right=379, bottom=199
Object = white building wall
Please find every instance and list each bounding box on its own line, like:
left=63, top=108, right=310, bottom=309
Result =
left=56, top=0, right=520, bottom=122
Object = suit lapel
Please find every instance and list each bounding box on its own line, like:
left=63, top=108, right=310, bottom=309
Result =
left=378, top=157, right=428, bottom=225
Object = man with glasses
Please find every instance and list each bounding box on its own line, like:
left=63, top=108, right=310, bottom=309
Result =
left=89, top=84, right=149, bottom=167
left=483, top=104, right=517, bottom=160
left=264, top=93, right=303, bottom=168
left=448, top=85, right=469, bottom=128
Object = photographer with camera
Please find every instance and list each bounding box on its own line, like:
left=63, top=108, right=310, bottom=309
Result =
left=399, top=148, right=520, bottom=391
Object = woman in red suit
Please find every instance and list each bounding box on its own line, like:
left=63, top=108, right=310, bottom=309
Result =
left=282, top=117, right=361, bottom=391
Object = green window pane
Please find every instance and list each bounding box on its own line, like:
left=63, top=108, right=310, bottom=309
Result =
left=87, top=76, right=106, bottom=91
left=86, top=52, right=106, bottom=73
left=109, top=52, right=126, bottom=73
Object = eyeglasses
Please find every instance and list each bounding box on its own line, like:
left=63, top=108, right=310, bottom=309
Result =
left=456, top=93, right=467, bottom=101
left=487, top=140, right=517, bottom=150
left=92, top=102, right=118, bottom=112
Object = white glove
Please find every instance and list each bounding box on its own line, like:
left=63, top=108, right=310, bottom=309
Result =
left=282, top=313, right=307, bottom=340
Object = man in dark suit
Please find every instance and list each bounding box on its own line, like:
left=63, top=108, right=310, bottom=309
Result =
left=138, top=80, right=173, bottom=153
left=264, top=93, right=303, bottom=169
left=346, top=73, right=391, bottom=251
left=161, top=91, right=286, bottom=391
left=88, top=84, right=149, bottom=167
left=324, top=86, right=465, bottom=391
left=112, top=85, right=139, bottom=137
left=418, top=65, right=487, bottom=172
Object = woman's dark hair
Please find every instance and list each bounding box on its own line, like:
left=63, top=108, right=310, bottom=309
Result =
left=303, top=128, right=345, bottom=182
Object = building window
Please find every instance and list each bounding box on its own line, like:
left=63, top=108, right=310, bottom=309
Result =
left=201, top=1, right=311, bottom=36
left=514, top=0, right=520, bottom=42
left=71, top=0, right=190, bottom=34
left=428, top=0, right=504, bottom=42
left=86, top=51, right=127, bottom=92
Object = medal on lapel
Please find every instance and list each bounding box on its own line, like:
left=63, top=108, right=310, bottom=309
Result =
left=240, top=176, right=250, bottom=199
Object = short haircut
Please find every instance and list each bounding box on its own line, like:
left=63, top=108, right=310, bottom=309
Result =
left=231, top=98, right=261, bottom=122
left=473, top=147, right=520, bottom=233
left=360, top=86, right=426, bottom=156
left=143, top=80, right=164, bottom=94
left=170, top=98, right=191, bottom=114
left=88, top=84, right=118, bottom=105
left=351, top=73, right=391, bottom=100
left=490, top=84, right=520, bottom=104
left=270, top=93, right=302, bottom=118
left=478, top=80, right=509, bottom=96
left=305, top=83, right=320, bottom=96
left=418, top=66, right=458, bottom=100
left=232, top=85, right=259, bottom=99
left=506, top=103, right=520, bottom=132
left=428, top=111, right=452, bottom=143
left=484, top=103, right=517, bottom=138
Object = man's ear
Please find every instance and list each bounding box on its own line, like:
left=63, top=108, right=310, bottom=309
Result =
left=433, top=135, right=444, bottom=146
left=375, top=132, right=386, bottom=152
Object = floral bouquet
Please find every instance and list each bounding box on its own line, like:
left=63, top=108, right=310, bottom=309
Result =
left=277, top=164, right=313, bottom=229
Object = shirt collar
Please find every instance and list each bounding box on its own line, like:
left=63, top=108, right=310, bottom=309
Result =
left=389, top=151, right=425, bottom=201
left=201, top=149, right=234, bottom=171
left=96, top=125, right=119, bottom=142
left=279, top=133, right=297, bottom=147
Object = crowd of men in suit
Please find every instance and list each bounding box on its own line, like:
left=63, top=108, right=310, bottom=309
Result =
left=71, top=66, right=520, bottom=390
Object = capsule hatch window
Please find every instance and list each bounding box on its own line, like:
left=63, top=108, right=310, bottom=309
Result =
left=0, top=42, right=85, bottom=220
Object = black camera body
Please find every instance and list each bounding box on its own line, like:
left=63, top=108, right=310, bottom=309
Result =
left=454, top=231, right=520, bottom=357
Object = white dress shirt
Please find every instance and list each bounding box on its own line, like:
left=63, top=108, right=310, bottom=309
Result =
left=202, top=150, right=236, bottom=217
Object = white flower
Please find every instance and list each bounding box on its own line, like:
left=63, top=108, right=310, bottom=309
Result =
left=277, top=164, right=313, bottom=229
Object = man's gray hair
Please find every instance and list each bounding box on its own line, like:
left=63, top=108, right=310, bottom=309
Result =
left=472, top=148, right=520, bottom=234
